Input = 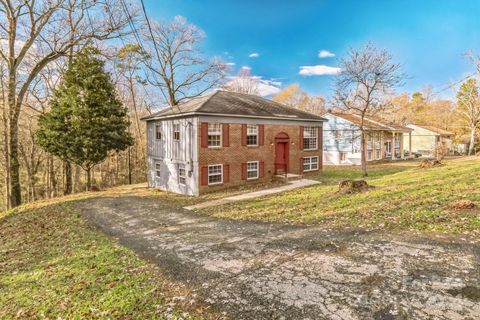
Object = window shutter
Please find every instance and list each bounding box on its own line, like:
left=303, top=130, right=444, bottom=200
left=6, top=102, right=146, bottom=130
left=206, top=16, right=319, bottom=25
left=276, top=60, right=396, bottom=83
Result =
left=241, top=163, right=247, bottom=180
left=222, top=124, right=230, bottom=147
left=224, top=164, right=230, bottom=183
left=201, top=166, right=208, bottom=185
left=259, top=161, right=265, bottom=178
left=241, top=124, right=247, bottom=146
left=201, top=123, right=208, bottom=148
left=299, top=157, right=304, bottom=173
left=259, top=124, right=265, bottom=146
left=299, top=126, right=304, bottom=150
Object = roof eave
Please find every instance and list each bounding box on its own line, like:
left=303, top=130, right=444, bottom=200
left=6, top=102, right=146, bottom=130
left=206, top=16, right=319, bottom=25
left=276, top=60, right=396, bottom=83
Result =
left=143, top=111, right=326, bottom=122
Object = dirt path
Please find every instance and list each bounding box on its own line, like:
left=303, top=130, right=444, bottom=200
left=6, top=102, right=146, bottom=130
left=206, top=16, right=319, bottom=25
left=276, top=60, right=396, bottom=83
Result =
left=76, top=195, right=480, bottom=320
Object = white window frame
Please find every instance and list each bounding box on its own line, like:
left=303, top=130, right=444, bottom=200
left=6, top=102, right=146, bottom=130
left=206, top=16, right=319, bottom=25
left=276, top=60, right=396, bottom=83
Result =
left=155, top=162, right=161, bottom=178
left=303, top=156, right=319, bottom=172
left=340, top=152, right=347, bottom=162
left=173, top=123, right=180, bottom=141
left=246, top=161, right=259, bottom=180
left=303, top=127, right=318, bottom=150
left=155, top=124, right=162, bottom=140
left=247, top=124, right=258, bottom=146
left=178, top=164, right=186, bottom=185
left=207, top=123, right=222, bottom=148
left=208, top=164, right=223, bottom=185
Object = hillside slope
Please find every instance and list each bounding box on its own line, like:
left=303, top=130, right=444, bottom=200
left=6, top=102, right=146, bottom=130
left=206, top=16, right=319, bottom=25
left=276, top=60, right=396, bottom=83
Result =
left=200, top=158, right=480, bottom=234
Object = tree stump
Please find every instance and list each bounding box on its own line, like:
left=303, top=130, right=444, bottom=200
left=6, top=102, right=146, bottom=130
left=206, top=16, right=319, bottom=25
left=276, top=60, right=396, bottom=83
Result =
left=338, top=179, right=372, bottom=194
left=419, top=159, right=443, bottom=168
left=446, top=200, right=476, bottom=210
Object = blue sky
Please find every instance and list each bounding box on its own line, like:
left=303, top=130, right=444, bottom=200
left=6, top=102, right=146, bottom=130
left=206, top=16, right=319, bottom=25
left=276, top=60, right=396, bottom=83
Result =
left=144, top=0, right=480, bottom=99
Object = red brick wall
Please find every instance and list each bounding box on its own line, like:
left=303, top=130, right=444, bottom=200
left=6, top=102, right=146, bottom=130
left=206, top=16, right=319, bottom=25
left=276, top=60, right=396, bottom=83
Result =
left=198, top=122, right=322, bottom=193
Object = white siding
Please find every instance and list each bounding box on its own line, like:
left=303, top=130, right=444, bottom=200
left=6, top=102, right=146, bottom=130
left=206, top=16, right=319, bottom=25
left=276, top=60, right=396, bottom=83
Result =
left=146, top=117, right=199, bottom=196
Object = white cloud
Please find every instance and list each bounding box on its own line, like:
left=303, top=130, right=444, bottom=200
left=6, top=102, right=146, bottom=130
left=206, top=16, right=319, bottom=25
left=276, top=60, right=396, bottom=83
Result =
left=299, top=65, right=342, bottom=76
left=240, top=65, right=251, bottom=71
left=225, top=75, right=281, bottom=97
left=256, top=79, right=281, bottom=96
left=248, top=52, right=260, bottom=58
left=225, top=62, right=236, bottom=66
left=318, top=50, right=335, bottom=58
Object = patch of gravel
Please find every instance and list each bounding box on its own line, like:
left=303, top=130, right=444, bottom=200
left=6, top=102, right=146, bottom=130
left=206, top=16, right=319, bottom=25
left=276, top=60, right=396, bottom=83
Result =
left=76, top=195, right=480, bottom=320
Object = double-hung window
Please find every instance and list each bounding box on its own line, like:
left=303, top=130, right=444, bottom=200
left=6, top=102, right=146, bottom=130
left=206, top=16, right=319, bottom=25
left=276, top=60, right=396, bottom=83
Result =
left=208, top=123, right=222, bottom=147
left=173, top=123, right=180, bottom=141
left=208, top=164, right=223, bottom=185
left=247, top=161, right=259, bottom=180
left=247, top=125, right=258, bottom=146
left=155, top=162, right=161, bottom=177
left=375, top=132, right=381, bottom=159
left=178, top=164, right=186, bottom=185
left=303, top=156, right=319, bottom=172
left=303, top=127, right=318, bottom=150
left=155, top=125, right=162, bottom=140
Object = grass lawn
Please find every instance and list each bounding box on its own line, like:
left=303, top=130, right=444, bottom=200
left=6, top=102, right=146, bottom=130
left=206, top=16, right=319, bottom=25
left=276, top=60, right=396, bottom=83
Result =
left=197, top=157, right=480, bottom=234
left=0, top=201, right=218, bottom=319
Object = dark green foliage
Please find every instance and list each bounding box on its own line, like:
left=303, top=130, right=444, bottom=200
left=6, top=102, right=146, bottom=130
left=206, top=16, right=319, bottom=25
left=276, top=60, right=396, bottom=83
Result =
left=36, top=48, right=133, bottom=177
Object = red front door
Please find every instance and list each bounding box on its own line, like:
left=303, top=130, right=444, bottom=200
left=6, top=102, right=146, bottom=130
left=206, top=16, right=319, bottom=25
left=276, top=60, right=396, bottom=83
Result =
left=275, top=142, right=288, bottom=174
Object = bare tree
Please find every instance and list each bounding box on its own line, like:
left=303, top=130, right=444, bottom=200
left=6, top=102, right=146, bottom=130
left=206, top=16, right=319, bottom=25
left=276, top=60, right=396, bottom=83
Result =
left=223, top=67, right=260, bottom=95
left=334, top=42, right=404, bottom=177
left=142, top=15, right=226, bottom=106
left=456, top=78, right=480, bottom=155
left=0, top=0, right=130, bottom=207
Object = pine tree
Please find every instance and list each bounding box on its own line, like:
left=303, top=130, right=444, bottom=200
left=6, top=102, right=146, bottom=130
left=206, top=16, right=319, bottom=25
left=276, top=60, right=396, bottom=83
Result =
left=36, top=48, right=133, bottom=190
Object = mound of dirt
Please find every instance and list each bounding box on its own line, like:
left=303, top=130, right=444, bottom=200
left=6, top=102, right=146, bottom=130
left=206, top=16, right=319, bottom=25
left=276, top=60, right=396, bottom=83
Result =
left=338, top=179, right=373, bottom=194
left=445, top=200, right=476, bottom=211
left=419, top=159, right=443, bottom=168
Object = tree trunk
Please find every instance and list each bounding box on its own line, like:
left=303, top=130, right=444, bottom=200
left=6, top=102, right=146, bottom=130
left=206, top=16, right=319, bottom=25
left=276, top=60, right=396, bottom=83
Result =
left=360, top=130, right=368, bottom=177
left=128, top=147, right=132, bottom=184
left=9, top=116, right=21, bottom=207
left=86, top=167, right=91, bottom=191
left=64, top=161, right=72, bottom=195
left=49, top=156, right=57, bottom=198
left=468, top=126, right=476, bottom=155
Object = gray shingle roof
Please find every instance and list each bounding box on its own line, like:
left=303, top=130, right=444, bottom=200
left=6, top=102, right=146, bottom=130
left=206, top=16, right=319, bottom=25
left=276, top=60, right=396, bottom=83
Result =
left=141, top=91, right=326, bottom=122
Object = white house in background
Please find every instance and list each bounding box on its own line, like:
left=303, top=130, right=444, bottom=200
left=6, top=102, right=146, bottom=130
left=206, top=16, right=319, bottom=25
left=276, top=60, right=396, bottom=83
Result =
left=404, top=124, right=455, bottom=158
left=322, top=112, right=413, bottom=165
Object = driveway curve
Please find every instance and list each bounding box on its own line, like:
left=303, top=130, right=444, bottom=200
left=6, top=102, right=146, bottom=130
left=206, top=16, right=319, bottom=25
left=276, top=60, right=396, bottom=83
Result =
left=76, top=195, right=480, bottom=320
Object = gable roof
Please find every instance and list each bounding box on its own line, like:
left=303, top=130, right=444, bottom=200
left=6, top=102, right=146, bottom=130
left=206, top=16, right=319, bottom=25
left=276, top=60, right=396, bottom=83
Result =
left=141, top=90, right=326, bottom=122
left=408, top=124, right=454, bottom=136
left=325, top=112, right=412, bottom=132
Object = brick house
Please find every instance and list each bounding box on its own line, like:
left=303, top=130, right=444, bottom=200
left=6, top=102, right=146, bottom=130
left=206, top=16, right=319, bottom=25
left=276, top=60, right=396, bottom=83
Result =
left=142, top=90, right=326, bottom=196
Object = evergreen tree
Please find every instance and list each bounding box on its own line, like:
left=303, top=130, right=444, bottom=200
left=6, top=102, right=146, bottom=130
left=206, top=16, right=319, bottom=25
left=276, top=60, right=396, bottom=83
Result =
left=36, top=48, right=133, bottom=190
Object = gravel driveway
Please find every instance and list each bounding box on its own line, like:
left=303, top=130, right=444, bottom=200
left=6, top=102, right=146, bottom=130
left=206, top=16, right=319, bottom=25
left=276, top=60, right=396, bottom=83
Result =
left=76, top=195, right=480, bottom=320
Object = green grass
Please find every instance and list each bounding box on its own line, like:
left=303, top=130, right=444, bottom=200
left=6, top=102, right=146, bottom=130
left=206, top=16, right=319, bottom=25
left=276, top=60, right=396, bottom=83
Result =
left=198, top=158, right=480, bottom=234
left=0, top=202, right=217, bottom=319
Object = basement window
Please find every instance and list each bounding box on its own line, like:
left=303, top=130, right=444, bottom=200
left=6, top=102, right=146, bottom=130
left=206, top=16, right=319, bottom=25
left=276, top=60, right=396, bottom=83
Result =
left=303, top=156, right=319, bottom=172
left=178, top=164, right=186, bottom=185
left=208, top=164, right=223, bottom=185
left=155, top=162, right=161, bottom=177
left=247, top=161, right=259, bottom=180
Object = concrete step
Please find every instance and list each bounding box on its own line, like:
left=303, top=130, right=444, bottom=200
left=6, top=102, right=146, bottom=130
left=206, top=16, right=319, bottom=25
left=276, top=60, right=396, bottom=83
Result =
left=274, top=173, right=303, bottom=182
